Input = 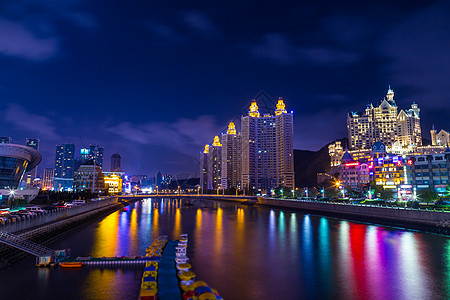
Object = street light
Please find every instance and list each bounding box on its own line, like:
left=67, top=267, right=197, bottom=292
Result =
left=321, top=188, right=325, bottom=198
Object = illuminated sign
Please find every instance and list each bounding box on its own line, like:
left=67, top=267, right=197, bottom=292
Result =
left=397, top=161, right=402, bottom=166
left=344, top=162, right=359, bottom=167
left=407, top=160, right=413, bottom=165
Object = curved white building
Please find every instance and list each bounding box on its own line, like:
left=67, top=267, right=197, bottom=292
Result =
left=0, top=143, right=42, bottom=190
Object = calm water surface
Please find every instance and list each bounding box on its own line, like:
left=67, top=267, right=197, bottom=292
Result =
left=1, top=198, right=450, bottom=300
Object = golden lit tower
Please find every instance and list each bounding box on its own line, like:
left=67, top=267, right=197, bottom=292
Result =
left=208, top=136, right=222, bottom=190
left=241, top=98, right=294, bottom=193
left=199, top=145, right=209, bottom=192
left=221, top=122, right=242, bottom=190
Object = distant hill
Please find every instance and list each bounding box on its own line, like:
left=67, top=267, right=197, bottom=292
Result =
left=294, top=138, right=347, bottom=187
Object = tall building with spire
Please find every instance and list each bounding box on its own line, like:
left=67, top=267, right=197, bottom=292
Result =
left=347, top=87, right=422, bottom=150
left=241, top=98, right=294, bottom=192
left=431, top=126, right=450, bottom=146
left=221, top=122, right=242, bottom=190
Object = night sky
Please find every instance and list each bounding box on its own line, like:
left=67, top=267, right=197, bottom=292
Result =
left=1, top=0, right=449, bottom=178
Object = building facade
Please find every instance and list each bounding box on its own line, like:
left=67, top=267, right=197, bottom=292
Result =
left=103, top=173, right=122, bottom=194
left=0, top=143, right=41, bottom=203
left=89, top=145, right=104, bottom=168
left=431, top=127, right=450, bottom=146
left=200, top=145, right=209, bottom=192
left=406, top=151, right=450, bottom=194
left=42, top=168, right=54, bottom=190
left=221, top=122, right=242, bottom=190
left=207, top=136, right=222, bottom=190
left=24, top=138, right=40, bottom=187
left=73, top=160, right=104, bottom=193
left=241, top=98, right=294, bottom=192
left=111, top=153, right=121, bottom=171
left=347, top=87, right=422, bottom=150
left=53, top=143, right=75, bottom=191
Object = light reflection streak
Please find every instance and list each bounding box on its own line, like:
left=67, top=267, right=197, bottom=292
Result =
left=152, top=207, right=159, bottom=237
left=173, top=208, right=181, bottom=238
left=91, top=212, right=119, bottom=257
left=398, top=232, right=430, bottom=299
left=318, top=217, right=331, bottom=298
left=269, top=210, right=276, bottom=253
left=215, top=207, right=223, bottom=255
left=337, top=221, right=356, bottom=299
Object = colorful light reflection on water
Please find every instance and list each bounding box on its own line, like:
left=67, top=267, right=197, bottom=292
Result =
left=0, top=198, right=449, bottom=300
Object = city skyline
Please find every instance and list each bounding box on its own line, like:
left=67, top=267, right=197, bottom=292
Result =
left=1, top=1, right=449, bottom=177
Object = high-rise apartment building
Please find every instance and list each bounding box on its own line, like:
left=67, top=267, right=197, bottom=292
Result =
left=221, top=122, right=242, bottom=189
left=111, top=153, right=121, bottom=171
left=53, top=143, right=75, bottom=191
left=42, top=168, right=54, bottom=190
left=200, top=145, right=209, bottom=192
left=347, top=87, right=422, bottom=150
left=0, top=137, right=11, bottom=144
left=24, top=138, right=39, bottom=187
left=241, top=98, right=294, bottom=192
left=89, top=145, right=104, bottom=167
left=207, top=136, right=222, bottom=190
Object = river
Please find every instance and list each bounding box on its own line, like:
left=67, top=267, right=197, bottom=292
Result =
left=1, top=198, right=450, bottom=299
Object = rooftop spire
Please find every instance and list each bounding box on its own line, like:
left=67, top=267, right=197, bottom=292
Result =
left=275, top=97, right=287, bottom=116
left=248, top=100, right=260, bottom=118
left=203, top=144, right=209, bottom=153
left=227, top=121, right=237, bottom=135
left=212, top=136, right=222, bottom=147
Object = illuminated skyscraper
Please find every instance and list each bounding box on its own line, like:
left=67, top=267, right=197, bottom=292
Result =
left=221, top=122, right=242, bottom=189
left=347, top=87, right=422, bottom=150
left=53, top=143, right=75, bottom=191
left=241, top=98, right=294, bottom=192
left=89, top=145, right=104, bottom=167
left=208, top=136, right=222, bottom=190
left=200, top=145, right=209, bottom=192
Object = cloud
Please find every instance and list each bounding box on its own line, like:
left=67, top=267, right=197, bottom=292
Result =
left=181, top=10, right=219, bottom=38
left=249, top=33, right=360, bottom=65
left=145, top=20, right=186, bottom=43
left=107, top=115, right=221, bottom=154
left=64, top=11, right=99, bottom=30
left=0, top=17, right=57, bottom=60
left=5, top=103, right=60, bottom=139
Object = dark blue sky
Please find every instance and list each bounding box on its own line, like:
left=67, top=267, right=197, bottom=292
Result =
left=1, top=0, right=449, bottom=178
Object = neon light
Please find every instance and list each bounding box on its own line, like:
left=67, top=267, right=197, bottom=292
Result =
left=397, top=161, right=402, bottom=166
left=345, top=162, right=360, bottom=167
left=407, top=160, right=413, bottom=165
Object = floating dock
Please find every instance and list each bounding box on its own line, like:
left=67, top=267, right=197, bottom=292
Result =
left=157, top=240, right=182, bottom=299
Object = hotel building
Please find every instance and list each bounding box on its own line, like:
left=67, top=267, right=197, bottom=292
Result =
left=347, top=87, right=422, bottom=150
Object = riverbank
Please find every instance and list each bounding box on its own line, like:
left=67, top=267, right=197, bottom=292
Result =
left=253, top=197, right=450, bottom=235
left=0, top=197, right=137, bottom=269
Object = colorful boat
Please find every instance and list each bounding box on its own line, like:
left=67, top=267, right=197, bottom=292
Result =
left=60, top=262, right=85, bottom=268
